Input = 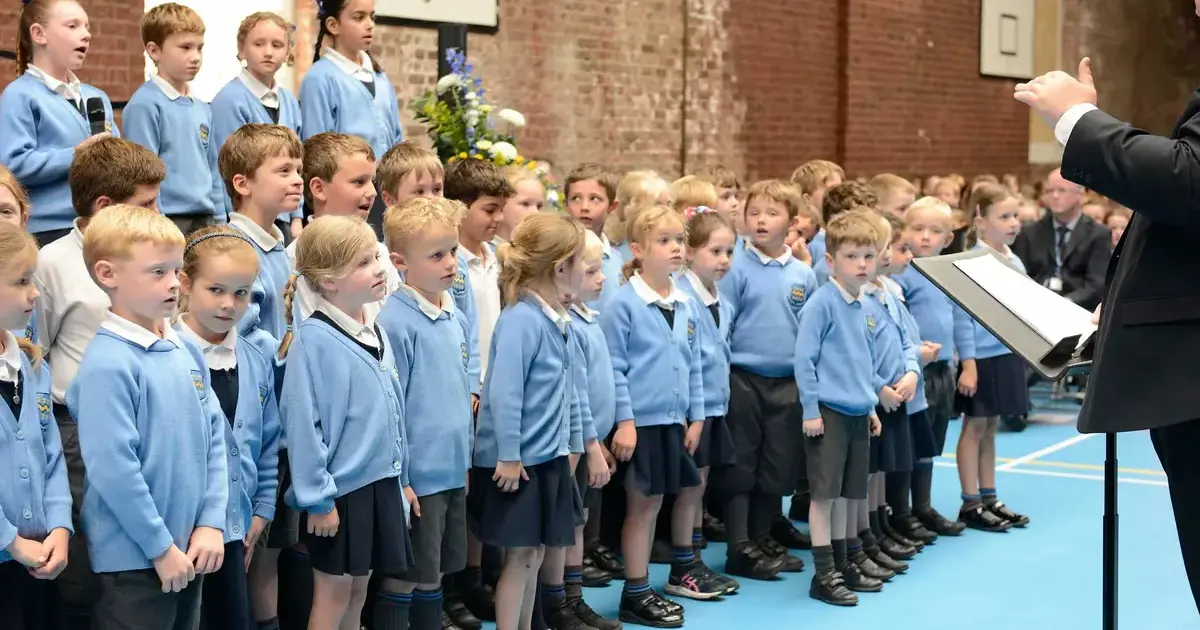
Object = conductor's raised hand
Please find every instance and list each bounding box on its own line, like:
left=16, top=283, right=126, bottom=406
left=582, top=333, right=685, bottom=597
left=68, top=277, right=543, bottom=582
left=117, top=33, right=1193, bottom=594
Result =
left=1014, top=58, right=1098, bottom=128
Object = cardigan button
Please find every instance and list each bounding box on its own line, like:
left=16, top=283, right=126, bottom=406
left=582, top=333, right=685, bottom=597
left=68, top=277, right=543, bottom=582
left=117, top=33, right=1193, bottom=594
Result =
left=19, top=468, right=29, bottom=479
left=14, top=430, right=23, bottom=440
left=393, top=461, right=402, bottom=470
left=21, top=509, right=31, bottom=520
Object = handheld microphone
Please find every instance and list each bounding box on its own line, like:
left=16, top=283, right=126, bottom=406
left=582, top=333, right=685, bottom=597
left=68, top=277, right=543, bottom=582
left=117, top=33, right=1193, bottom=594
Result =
left=85, top=97, right=107, bottom=136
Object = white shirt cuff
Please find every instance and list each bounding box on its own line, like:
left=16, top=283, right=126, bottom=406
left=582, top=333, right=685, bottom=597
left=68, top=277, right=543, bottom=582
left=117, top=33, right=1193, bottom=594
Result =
left=1055, top=103, right=1099, bottom=147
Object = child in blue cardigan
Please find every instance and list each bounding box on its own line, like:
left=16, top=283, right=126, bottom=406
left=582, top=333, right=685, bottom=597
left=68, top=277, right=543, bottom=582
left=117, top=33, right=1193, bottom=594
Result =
left=124, top=3, right=224, bottom=232
left=0, top=0, right=118, bottom=245
left=602, top=205, right=714, bottom=626
left=68, top=205, right=228, bottom=630
left=277, top=215, right=413, bottom=629
left=211, top=12, right=304, bottom=236
left=0, top=169, right=38, bottom=343
left=0, top=224, right=72, bottom=630
left=471, top=213, right=586, bottom=630
left=175, top=226, right=281, bottom=630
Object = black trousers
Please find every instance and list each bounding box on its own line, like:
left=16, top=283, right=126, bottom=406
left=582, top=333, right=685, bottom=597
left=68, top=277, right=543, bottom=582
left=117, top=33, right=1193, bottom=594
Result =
left=201, top=542, right=253, bottom=630
left=1151, top=417, right=1200, bottom=613
left=0, top=559, right=66, bottom=630
left=53, top=405, right=100, bottom=626
left=94, top=570, right=204, bottom=630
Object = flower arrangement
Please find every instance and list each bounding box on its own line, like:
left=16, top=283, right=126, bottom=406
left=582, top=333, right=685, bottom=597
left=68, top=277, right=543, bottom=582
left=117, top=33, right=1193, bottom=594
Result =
left=412, top=48, right=561, bottom=210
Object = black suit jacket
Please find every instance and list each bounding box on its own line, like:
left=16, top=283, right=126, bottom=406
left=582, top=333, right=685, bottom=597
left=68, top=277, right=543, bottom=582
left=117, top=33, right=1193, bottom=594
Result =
left=1064, top=89, right=1200, bottom=433
left=1011, top=213, right=1110, bottom=311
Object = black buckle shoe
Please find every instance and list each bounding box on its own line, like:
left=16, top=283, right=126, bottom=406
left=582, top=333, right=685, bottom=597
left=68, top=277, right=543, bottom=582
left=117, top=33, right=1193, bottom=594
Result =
left=702, top=510, right=727, bottom=542
left=725, top=543, right=784, bottom=580
left=581, top=564, right=613, bottom=588
left=618, top=590, right=684, bottom=629
left=757, top=537, right=805, bottom=572
left=851, top=550, right=894, bottom=581
left=445, top=589, right=486, bottom=629
left=915, top=507, right=965, bottom=536
left=547, top=599, right=600, bottom=630
left=770, top=516, right=812, bottom=550
left=570, top=597, right=623, bottom=630
left=587, top=545, right=625, bottom=579
left=892, top=513, right=938, bottom=544
left=442, top=609, right=463, bottom=630
left=866, top=548, right=908, bottom=574
left=840, top=562, right=884, bottom=593
left=649, top=539, right=673, bottom=565
left=878, top=535, right=917, bottom=560
left=959, top=504, right=1012, bottom=533
left=788, top=493, right=810, bottom=522
left=986, top=500, right=1029, bottom=528
left=810, top=569, right=857, bottom=606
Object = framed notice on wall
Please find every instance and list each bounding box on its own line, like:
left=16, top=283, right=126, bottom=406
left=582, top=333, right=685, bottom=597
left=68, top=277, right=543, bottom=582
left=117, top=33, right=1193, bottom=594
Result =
left=376, top=0, right=498, bottom=28
left=979, top=0, right=1035, bottom=80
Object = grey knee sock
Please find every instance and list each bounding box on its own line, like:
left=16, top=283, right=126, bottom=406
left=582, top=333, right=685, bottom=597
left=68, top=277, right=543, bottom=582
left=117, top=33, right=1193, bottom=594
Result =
left=373, top=590, right=411, bottom=630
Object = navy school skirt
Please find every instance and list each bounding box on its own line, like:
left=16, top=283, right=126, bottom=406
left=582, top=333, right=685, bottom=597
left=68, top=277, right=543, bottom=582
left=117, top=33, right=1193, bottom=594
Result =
left=300, top=477, right=414, bottom=577
left=468, top=456, right=582, bottom=548
left=617, top=423, right=702, bottom=497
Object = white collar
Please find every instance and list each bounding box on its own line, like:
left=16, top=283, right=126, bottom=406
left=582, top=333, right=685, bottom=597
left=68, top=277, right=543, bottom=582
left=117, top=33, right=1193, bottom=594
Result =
left=745, top=242, right=791, bottom=266
left=526, top=291, right=571, bottom=334
left=323, top=47, right=375, bottom=81
left=569, top=303, right=597, bottom=323
left=0, top=330, right=21, bottom=385
left=680, top=268, right=719, bottom=306
left=879, top=275, right=904, bottom=300
left=396, top=283, right=455, bottom=321
left=629, top=273, right=689, bottom=309
left=150, top=74, right=188, bottom=100
left=829, top=278, right=862, bottom=304
left=25, top=64, right=82, bottom=101
left=316, top=297, right=378, bottom=346
left=101, top=310, right=181, bottom=350
left=69, top=218, right=85, bottom=247
left=237, top=69, right=279, bottom=107
left=230, top=213, right=284, bottom=251
left=600, top=233, right=618, bottom=260
left=176, top=319, right=238, bottom=370
left=459, top=242, right=495, bottom=268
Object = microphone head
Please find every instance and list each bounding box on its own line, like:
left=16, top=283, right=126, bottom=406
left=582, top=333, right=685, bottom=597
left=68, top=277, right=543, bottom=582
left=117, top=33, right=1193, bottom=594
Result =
left=85, top=97, right=105, bottom=118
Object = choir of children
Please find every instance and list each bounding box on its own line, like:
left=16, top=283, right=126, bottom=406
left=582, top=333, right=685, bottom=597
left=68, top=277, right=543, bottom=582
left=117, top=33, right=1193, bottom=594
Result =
left=0, top=2, right=1042, bottom=629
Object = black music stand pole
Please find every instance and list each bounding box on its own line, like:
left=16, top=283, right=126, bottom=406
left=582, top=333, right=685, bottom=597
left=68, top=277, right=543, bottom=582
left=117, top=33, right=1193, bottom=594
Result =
left=1103, top=431, right=1118, bottom=630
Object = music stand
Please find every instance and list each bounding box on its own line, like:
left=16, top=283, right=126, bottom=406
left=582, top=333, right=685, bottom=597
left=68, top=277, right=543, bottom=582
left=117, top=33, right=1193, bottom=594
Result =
left=911, top=250, right=1113, bottom=630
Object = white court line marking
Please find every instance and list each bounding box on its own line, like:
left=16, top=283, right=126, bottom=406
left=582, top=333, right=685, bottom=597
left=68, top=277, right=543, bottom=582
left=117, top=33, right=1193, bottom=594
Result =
left=933, top=461, right=1167, bottom=487
left=996, top=433, right=1096, bottom=471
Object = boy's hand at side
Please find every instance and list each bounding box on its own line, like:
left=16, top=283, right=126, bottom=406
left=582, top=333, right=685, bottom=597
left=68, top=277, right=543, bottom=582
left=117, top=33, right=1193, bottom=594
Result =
left=244, top=516, right=269, bottom=570
left=803, top=417, right=824, bottom=438
left=878, top=386, right=904, bottom=412
left=187, top=526, right=225, bottom=574
left=153, top=544, right=195, bottom=593
left=30, top=528, right=70, bottom=579
left=403, top=486, right=420, bottom=520
left=870, top=414, right=882, bottom=437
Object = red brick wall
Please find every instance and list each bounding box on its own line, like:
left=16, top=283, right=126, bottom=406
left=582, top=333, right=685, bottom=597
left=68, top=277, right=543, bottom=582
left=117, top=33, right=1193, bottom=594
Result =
left=0, top=0, right=145, bottom=125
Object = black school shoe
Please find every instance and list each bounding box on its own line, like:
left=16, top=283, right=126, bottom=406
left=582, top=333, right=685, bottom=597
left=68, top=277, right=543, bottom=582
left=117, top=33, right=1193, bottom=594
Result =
left=891, top=513, right=938, bottom=544
left=986, top=500, right=1030, bottom=528
left=546, top=599, right=600, bottom=630
left=582, top=564, right=613, bottom=588
left=587, top=545, right=625, bottom=580
left=445, top=588, right=487, bottom=629
left=879, top=535, right=917, bottom=560
left=702, top=511, right=727, bottom=542
left=725, top=543, right=785, bottom=580
left=840, top=562, right=884, bottom=593
left=810, top=569, right=857, bottom=606
left=915, top=507, right=966, bottom=536
left=570, top=597, right=623, bottom=630
left=770, top=516, right=813, bottom=550
left=619, top=590, right=684, bottom=629
left=757, top=536, right=805, bottom=572
left=866, top=547, right=908, bottom=574
left=442, top=610, right=463, bottom=630
left=851, top=550, right=895, bottom=581
left=958, top=504, right=1012, bottom=533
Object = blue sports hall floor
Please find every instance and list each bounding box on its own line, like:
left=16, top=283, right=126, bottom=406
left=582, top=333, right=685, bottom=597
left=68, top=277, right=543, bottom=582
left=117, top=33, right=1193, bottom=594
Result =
left=482, top=384, right=1200, bottom=629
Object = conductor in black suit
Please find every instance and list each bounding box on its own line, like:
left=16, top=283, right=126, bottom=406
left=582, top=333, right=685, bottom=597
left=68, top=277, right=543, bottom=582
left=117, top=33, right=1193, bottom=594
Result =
left=1011, top=169, right=1111, bottom=311
left=1016, top=51, right=1200, bottom=610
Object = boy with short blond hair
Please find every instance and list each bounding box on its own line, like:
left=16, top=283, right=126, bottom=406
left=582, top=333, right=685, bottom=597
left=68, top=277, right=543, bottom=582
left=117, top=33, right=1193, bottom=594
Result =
left=670, top=175, right=719, bottom=213
left=791, top=159, right=845, bottom=266
left=37, top=138, right=167, bottom=625
left=379, top=142, right=446, bottom=207
left=219, top=123, right=304, bottom=342
left=71, top=204, right=228, bottom=630
left=124, top=3, right=222, bottom=234
left=869, top=173, right=917, bottom=219
left=564, top=163, right=623, bottom=309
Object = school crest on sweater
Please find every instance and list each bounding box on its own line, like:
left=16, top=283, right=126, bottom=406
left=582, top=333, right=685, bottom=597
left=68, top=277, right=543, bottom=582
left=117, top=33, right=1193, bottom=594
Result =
left=866, top=315, right=876, bottom=332
left=788, top=283, right=807, bottom=309
left=452, top=272, right=467, bottom=298
left=259, top=384, right=269, bottom=407
left=687, top=317, right=696, bottom=345
left=461, top=342, right=469, bottom=369
left=37, top=393, right=51, bottom=424
left=191, top=369, right=206, bottom=399
left=199, top=123, right=210, bottom=145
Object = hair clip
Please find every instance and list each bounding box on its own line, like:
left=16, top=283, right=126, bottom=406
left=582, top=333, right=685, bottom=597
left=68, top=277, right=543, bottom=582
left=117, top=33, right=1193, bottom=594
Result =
left=292, top=269, right=303, bottom=278
left=682, top=206, right=713, bottom=220
left=183, top=231, right=254, bottom=254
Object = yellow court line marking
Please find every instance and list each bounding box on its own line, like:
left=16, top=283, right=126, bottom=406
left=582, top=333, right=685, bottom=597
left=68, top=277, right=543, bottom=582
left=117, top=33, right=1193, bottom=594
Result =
left=939, top=453, right=1165, bottom=477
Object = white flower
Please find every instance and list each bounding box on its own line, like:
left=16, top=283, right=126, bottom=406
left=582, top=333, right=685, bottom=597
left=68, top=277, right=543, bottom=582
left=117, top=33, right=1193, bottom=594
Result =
left=435, top=74, right=460, bottom=95
left=465, top=108, right=481, bottom=126
left=475, top=140, right=494, bottom=151
left=497, top=108, right=526, bottom=128
left=464, top=91, right=479, bottom=102
left=488, top=141, right=518, bottom=161
left=547, top=189, right=561, bottom=206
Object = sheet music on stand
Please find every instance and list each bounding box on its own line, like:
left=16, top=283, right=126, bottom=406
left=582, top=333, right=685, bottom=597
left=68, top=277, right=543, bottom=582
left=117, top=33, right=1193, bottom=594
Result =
left=952, top=253, right=1096, bottom=353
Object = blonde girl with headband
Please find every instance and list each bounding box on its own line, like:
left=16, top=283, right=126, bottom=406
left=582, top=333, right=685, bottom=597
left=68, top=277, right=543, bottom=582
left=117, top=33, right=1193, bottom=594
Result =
left=173, top=226, right=282, bottom=630
left=602, top=206, right=716, bottom=626
left=496, top=165, right=546, bottom=246
left=0, top=223, right=71, bottom=630
left=606, top=171, right=672, bottom=261
left=211, top=12, right=304, bottom=235
left=277, top=216, right=414, bottom=630
left=469, top=213, right=588, bottom=630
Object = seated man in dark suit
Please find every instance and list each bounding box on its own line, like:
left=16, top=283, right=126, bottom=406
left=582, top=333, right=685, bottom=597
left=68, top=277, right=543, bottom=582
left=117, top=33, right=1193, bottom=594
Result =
left=1012, top=168, right=1112, bottom=311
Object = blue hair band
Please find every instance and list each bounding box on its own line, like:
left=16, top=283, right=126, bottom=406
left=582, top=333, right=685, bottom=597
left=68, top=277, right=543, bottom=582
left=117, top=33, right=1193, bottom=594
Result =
left=183, top=231, right=255, bottom=254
